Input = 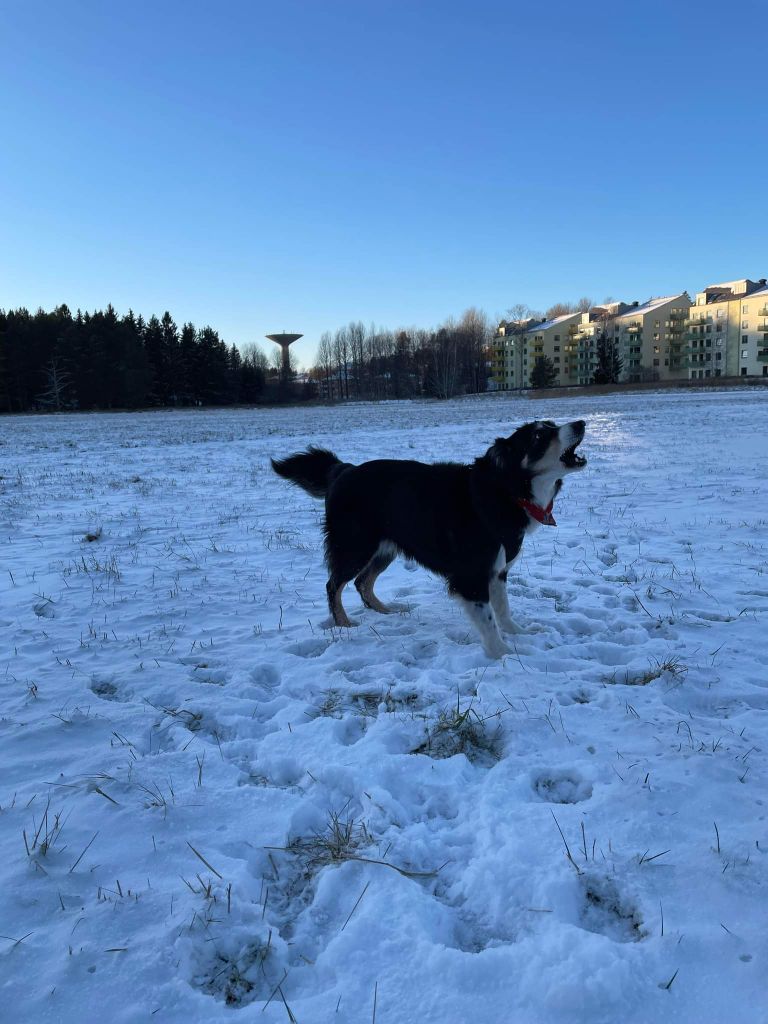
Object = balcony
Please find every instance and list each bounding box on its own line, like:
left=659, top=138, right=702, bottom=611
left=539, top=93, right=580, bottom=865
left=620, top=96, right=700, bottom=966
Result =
left=757, top=322, right=768, bottom=333
left=625, top=325, right=642, bottom=334
left=686, top=317, right=710, bottom=327
left=758, top=350, right=768, bottom=362
left=684, top=356, right=712, bottom=368
left=668, top=311, right=687, bottom=321
left=759, top=307, right=768, bottom=317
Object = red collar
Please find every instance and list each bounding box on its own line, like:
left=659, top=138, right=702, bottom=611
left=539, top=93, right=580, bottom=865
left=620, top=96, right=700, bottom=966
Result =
left=517, top=497, right=557, bottom=526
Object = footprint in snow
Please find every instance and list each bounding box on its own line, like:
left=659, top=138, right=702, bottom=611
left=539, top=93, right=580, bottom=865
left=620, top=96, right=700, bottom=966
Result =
left=578, top=874, right=645, bottom=943
left=89, top=678, right=125, bottom=701
left=189, top=662, right=230, bottom=686
left=533, top=770, right=593, bottom=804
left=285, top=638, right=330, bottom=659
left=250, top=663, right=281, bottom=692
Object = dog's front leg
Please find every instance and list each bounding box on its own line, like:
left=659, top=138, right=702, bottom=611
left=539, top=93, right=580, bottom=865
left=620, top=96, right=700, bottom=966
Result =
left=489, top=569, right=521, bottom=635
left=457, top=597, right=511, bottom=659
left=489, top=549, right=521, bottom=635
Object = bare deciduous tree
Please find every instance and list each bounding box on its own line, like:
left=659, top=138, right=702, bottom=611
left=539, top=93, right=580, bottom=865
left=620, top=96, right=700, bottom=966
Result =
left=37, top=358, right=74, bottom=411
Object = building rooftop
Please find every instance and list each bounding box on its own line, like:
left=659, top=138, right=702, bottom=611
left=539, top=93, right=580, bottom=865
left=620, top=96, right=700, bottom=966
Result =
left=525, top=312, right=581, bottom=334
left=616, top=294, right=687, bottom=320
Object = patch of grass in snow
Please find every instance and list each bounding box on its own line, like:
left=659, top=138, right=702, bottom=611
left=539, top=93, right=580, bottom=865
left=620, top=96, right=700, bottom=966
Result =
left=23, top=795, right=68, bottom=862
left=413, top=700, right=502, bottom=764
left=603, top=655, right=687, bottom=688
left=306, top=687, right=421, bottom=721
left=305, top=688, right=345, bottom=720
left=281, top=811, right=370, bottom=876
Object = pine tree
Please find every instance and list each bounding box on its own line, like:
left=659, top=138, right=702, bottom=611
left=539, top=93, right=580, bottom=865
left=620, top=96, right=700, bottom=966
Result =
left=529, top=355, right=558, bottom=389
left=592, top=332, right=623, bottom=384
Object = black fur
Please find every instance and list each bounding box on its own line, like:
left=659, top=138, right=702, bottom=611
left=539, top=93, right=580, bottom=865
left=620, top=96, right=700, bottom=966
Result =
left=270, top=446, right=350, bottom=499
left=271, top=420, right=586, bottom=638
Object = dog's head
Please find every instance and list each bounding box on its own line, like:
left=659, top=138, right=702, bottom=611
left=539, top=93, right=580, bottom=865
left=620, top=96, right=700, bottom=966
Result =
left=490, top=420, right=587, bottom=477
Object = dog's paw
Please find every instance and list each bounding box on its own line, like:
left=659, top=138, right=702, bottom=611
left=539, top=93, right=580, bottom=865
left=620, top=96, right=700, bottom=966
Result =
left=319, top=615, right=360, bottom=629
left=497, top=617, right=522, bottom=635
left=482, top=639, right=513, bottom=660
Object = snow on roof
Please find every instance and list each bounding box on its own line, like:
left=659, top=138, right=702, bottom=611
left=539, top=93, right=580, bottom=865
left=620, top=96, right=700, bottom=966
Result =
left=616, top=294, right=686, bottom=320
left=525, top=312, right=581, bottom=334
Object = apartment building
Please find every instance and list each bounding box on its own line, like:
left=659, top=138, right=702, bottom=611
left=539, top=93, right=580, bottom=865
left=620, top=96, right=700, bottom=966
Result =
left=491, top=278, right=766, bottom=389
left=493, top=311, right=608, bottom=388
left=561, top=303, right=629, bottom=386
left=686, top=279, right=768, bottom=380
left=523, top=312, right=583, bottom=387
left=491, top=317, right=539, bottom=390
left=614, top=293, right=691, bottom=382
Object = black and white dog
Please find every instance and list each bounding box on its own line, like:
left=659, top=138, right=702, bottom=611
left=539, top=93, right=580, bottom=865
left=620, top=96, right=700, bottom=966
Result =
left=271, top=419, right=586, bottom=658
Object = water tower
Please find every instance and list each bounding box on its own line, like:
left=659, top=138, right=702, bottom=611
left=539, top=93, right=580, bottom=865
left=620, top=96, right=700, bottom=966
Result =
left=266, top=332, right=303, bottom=381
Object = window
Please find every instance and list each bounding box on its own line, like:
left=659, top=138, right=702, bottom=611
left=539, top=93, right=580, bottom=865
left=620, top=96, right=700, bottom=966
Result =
left=741, top=367, right=748, bottom=376
left=742, top=350, right=748, bottom=359
left=554, top=345, right=560, bottom=352
left=742, top=335, right=748, bottom=344
left=653, top=358, right=660, bottom=366
left=742, top=320, right=748, bottom=328
left=554, top=335, right=560, bottom=342
left=743, top=305, right=749, bottom=313
left=554, top=356, right=560, bottom=363
left=717, top=338, right=723, bottom=346
left=716, top=352, right=722, bottom=360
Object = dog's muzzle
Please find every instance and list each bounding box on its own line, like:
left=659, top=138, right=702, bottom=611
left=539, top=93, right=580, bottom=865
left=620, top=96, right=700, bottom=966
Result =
left=560, top=420, right=587, bottom=469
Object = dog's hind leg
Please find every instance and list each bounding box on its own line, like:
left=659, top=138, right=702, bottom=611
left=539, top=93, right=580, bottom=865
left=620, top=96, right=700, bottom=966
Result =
left=354, top=543, right=405, bottom=614
left=325, top=535, right=378, bottom=628
left=326, top=577, right=358, bottom=628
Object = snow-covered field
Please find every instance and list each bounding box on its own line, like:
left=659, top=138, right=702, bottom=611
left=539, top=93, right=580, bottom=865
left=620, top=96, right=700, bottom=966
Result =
left=1, top=390, right=767, bottom=1024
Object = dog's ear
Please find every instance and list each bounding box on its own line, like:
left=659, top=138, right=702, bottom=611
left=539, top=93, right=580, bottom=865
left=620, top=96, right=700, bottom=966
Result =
left=489, top=433, right=525, bottom=470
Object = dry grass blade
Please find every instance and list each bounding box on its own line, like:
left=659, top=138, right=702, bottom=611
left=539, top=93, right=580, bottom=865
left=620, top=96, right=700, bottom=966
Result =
left=186, top=841, right=223, bottom=879
left=341, top=880, right=371, bottom=931
left=69, top=831, right=99, bottom=873
left=550, top=811, right=582, bottom=874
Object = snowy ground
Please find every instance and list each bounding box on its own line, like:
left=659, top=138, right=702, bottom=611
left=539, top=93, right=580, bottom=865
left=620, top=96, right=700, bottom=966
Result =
left=1, top=390, right=767, bottom=1024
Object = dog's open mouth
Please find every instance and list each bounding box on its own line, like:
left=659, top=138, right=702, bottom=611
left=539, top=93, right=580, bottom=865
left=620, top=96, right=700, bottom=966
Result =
left=560, top=441, right=587, bottom=469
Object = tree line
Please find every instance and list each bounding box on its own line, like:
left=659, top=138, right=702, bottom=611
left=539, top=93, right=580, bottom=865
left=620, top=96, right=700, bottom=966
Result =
left=311, top=308, right=492, bottom=400
left=0, top=304, right=317, bottom=413
left=311, top=303, right=623, bottom=399
left=0, top=297, right=624, bottom=413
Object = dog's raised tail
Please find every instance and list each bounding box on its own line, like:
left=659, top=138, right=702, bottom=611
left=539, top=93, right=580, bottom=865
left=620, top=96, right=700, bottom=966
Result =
left=270, top=446, right=349, bottom=499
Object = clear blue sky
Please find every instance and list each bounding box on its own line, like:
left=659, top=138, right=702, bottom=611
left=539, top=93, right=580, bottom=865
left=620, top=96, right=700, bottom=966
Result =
left=1, top=0, right=765, bottom=366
